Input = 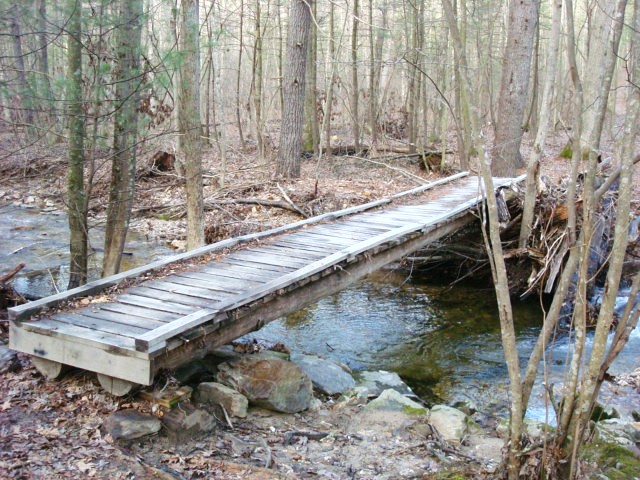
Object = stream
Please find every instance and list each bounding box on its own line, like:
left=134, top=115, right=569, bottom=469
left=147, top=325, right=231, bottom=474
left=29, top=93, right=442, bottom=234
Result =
left=2, top=204, right=639, bottom=423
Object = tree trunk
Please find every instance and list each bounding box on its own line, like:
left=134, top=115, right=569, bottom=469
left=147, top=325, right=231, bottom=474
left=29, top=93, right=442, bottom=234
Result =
left=351, top=0, right=360, bottom=150
left=303, top=1, right=319, bottom=154
left=235, top=0, right=245, bottom=148
left=10, top=3, right=34, bottom=130
left=252, top=0, right=264, bottom=160
left=492, top=0, right=539, bottom=176
left=178, top=0, right=205, bottom=249
left=276, top=0, right=313, bottom=178
left=66, top=0, right=87, bottom=289
left=37, top=0, right=54, bottom=126
left=102, top=0, right=144, bottom=277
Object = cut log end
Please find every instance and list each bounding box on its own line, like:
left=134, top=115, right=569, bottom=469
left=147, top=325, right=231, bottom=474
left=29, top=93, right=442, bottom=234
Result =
left=97, top=373, right=137, bottom=397
left=31, top=356, right=66, bottom=380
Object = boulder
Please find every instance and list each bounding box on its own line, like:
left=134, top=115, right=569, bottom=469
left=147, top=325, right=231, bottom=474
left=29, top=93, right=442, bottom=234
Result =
left=346, top=370, right=416, bottom=399
left=428, top=405, right=473, bottom=444
left=194, top=382, right=248, bottom=418
left=291, top=353, right=355, bottom=395
left=365, top=389, right=428, bottom=415
left=217, top=356, right=313, bottom=413
left=593, top=419, right=637, bottom=447
left=162, top=403, right=216, bottom=442
left=102, top=409, right=161, bottom=441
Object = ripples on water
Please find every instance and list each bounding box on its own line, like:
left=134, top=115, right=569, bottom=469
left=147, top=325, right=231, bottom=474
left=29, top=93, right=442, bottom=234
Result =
left=244, top=268, right=640, bottom=421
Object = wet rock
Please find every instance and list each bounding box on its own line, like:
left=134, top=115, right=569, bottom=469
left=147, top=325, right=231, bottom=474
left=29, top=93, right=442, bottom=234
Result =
left=365, top=389, right=428, bottom=415
left=162, top=403, right=215, bottom=442
left=346, top=370, right=416, bottom=399
left=102, top=409, right=161, bottom=441
left=428, top=405, right=474, bottom=444
left=194, top=382, right=248, bottom=418
left=291, top=353, right=355, bottom=395
left=0, top=345, right=17, bottom=374
left=217, top=356, right=313, bottom=413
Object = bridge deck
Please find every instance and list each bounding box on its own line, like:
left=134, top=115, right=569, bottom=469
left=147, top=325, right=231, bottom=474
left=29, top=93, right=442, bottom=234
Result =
left=9, top=173, right=522, bottom=386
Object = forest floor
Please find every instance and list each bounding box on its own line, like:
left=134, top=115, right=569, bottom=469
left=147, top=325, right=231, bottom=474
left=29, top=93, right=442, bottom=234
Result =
left=0, top=123, right=639, bottom=479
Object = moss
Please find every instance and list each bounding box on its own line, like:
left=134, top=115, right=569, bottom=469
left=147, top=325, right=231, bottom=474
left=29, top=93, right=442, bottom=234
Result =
left=559, top=143, right=573, bottom=159
left=401, top=404, right=428, bottom=416
left=581, top=441, right=640, bottom=479
left=157, top=213, right=171, bottom=221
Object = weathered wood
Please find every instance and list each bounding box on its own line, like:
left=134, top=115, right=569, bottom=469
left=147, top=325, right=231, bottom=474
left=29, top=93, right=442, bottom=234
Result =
left=127, top=286, right=216, bottom=308
left=10, top=172, right=472, bottom=321
left=116, top=293, right=197, bottom=315
left=54, top=312, right=150, bottom=337
left=97, top=373, right=137, bottom=396
left=151, top=207, right=478, bottom=369
left=144, top=280, right=228, bottom=300
left=31, top=356, right=66, bottom=379
left=10, top=323, right=152, bottom=384
left=10, top=173, right=524, bottom=388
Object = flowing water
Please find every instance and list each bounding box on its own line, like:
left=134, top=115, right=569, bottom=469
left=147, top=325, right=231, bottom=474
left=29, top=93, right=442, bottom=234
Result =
left=3, top=204, right=639, bottom=422
left=0, top=204, right=173, bottom=298
left=244, top=268, right=640, bottom=423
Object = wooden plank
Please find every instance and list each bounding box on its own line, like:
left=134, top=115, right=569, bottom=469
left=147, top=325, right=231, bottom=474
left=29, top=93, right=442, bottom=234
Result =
left=74, top=307, right=167, bottom=330
left=144, top=280, right=228, bottom=301
left=117, top=293, right=197, bottom=315
left=212, top=258, right=295, bottom=274
left=308, top=226, right=375, bottom=240
left=52, top=312, right=149, bottom=337
left=226, top=251, right=310, bottom=268
left=18, top=318, right=137, bottom=351
left=330, top=222, right=392, bottom=234
left=249, top=246, right=327, bottom=261
left=270, top=239, right=341, bottom=254
left=128, top=286, right=217, bottom=308
left=166, top=275, right=243, bottom=294
left=96, top=302, right=179, bottom=322
left=9, top=324, right=152, bottom=385
left=290, top=232, right=356, bottom=246
left=198, top=264, right=281, bottom=281
left=135, top=308, right=220, bottom=350
left=177, top=270, right=265, bottom=286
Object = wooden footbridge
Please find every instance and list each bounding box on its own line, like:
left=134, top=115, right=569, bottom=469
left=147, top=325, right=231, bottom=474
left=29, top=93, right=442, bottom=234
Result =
left=8, top=172, right=523, bottom=395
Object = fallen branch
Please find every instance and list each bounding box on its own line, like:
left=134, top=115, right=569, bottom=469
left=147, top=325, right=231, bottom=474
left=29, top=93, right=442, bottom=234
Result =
left=135, top=198, right=306, bottom=216
left=276, top=182, right=309, bottom=218
left=345, top=155, right=427, bottom=185
left=0, top=263, right=25, bottom=283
